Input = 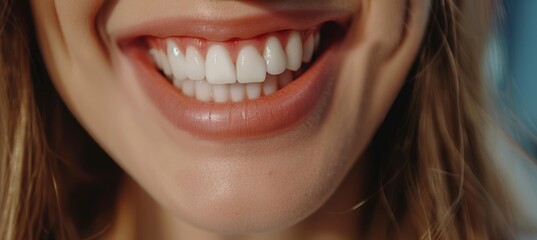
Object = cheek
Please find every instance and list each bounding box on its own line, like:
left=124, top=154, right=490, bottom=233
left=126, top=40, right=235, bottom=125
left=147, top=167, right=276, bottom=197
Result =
left=329, top=0, right=412, bottom=141
left=31, top=0, right=121, bottom=138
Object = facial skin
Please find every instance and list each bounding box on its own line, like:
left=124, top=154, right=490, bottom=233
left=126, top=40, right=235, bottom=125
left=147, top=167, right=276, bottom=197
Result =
left=31, top=0, right=429, bottom=239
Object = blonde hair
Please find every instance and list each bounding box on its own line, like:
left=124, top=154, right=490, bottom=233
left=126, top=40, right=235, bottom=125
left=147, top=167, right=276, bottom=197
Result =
left=1, top=2, right=119, bottom=239
left=363, top=0, right=517, bottom=238
left=0, top=0, right=522, bottom=239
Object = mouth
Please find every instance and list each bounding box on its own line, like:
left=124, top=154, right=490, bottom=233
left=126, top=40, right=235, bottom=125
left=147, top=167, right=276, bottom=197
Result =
left=119, top=11, right=350, bottom=139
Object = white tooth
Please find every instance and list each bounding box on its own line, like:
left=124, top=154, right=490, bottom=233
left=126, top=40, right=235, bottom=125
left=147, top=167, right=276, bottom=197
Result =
left=314, top=32, right=320, bottom=51
left=182, top=80, right=195, bottom=97
left=167, top=40, right=187, bottom=83
left=229, top=84, right=246, bottom=102
left=173, top=78, right=183, bottom=89
left=262, top=75, right=278, bottom=96
left=237, top=45, right=267, bottom=83
left=246, top=83, right=262, bottom=100
left=285, top=31, right=303, bottom=71
left=186, top=46, right=205, bottom=81
left=263, top=36, right=287, bottom=75
left=195, top=80, right=212, bottom=102
left=278, top=70, right=293, bottom=88
left=205, top=45, right=236, bottom=84
left=149, top=49, right=163, bottom=70
left=302, top=35, right=314, bottom=63
left=212, top=84, right=230, bottom=103
left=158, top=50, right=173, bottom=77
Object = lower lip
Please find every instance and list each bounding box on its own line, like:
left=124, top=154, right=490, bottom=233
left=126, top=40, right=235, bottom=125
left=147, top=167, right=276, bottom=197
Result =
left=123, top=42, right=338, bottom=140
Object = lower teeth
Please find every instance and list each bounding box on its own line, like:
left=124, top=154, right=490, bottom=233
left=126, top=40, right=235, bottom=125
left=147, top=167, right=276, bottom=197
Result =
left=172, top=69, right=296, bottom=103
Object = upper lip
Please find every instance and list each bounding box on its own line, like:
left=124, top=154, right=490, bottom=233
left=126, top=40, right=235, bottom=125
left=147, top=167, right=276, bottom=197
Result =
left=111, top=10, right=352, bottom=43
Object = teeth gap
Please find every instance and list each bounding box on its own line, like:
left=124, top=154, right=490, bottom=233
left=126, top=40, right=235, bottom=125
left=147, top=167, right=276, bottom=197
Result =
left=148, top=25, right=334, bottom=103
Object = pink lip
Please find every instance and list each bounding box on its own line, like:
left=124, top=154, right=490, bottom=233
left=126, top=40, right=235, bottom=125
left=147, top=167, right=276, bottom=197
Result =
left=113, top=10, right=351, bottom=42
left=118, top=12, right=347, bottom=140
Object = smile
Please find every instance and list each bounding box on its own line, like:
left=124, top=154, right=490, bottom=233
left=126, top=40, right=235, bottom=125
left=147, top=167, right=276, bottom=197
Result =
left=147, top=29, right=320, bottom=102
left=118, top=11, right=350, bottom=139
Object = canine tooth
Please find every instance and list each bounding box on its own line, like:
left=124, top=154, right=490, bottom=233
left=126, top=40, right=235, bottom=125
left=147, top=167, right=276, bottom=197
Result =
left=158, top=49, right=173, bottom=77
left=246, top=83, right=262, bottom=100
left=206, top=45, right=236, bottom=84
left=212, top=84, right=230, bottom=103
left=149, top=49, right=162, bottom=70
left=237, top=45, right=266, bottom=83
left=167, top=40, right=187, bottom=82
left=278, top=70, right=293, bottom=88
left=314, top=32, right=320, bottom=51
left=195, top=80, right=212, bottom=102
left=230, top=83, right=246, bottom=102
left=263, top=36, right=287, bottom=75
left=302, top=35, right=314, bottom=63
left=263, top=75, right=278, bottom=96
left=186, top=46, right=205, bottom=81
left=182, top=80, right=195, bottom=97
left=285, top=31, right=303, bottom=71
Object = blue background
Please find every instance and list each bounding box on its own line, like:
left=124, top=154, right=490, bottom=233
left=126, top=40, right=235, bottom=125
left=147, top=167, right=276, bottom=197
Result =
left=504, top=0, right=537, bottom=156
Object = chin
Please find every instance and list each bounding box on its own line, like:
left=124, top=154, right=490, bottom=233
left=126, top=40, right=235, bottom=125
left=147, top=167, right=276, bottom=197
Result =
left=133, top=135, right=354, bottom=234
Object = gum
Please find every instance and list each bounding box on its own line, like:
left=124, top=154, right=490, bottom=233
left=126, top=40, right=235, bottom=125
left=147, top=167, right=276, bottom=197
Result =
left=146, top=28, right=318, bottom=61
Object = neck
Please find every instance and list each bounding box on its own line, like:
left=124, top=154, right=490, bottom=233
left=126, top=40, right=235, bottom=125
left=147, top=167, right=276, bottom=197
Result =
left=103, top=162, right=366, bottom=240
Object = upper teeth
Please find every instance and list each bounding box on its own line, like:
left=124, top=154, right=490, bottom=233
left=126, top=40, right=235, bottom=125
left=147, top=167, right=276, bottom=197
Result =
left=264, top=36, right=287, bottom=75
left=166, top=40, right=187, bottom=87
left=206, top=44, right=237, bottom=84
left=150, top=30, right=319, bottom=85
left=185, top=46, right=205, bottom=81
left=285, top=31, right=303, bottom=71
left=236, top=45, right=267, bottom=83
left=148, top=30, right=320, bottom=102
